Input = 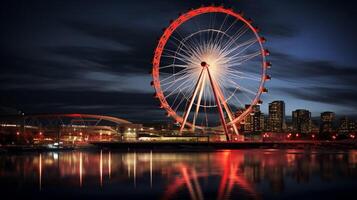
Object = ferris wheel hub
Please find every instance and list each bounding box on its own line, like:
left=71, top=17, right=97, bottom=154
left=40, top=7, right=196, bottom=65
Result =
left=200, top=61, right=208, bottom=68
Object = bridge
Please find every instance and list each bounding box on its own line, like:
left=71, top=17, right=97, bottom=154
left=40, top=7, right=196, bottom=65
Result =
left=0, top=113, right=141, bottom=144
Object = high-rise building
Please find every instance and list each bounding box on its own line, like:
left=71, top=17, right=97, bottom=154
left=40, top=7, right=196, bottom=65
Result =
left=349, top=121, right=356, bottom=133
left=234, top=107, right=246, bottom=133
left=252, top=105, right=262, bottom=132
left=292, top=109, right=311, bottom=135
left=243, top=105, right=264, bottom=133
left=268, top=101, right=285, bottom=132
left=259, top=114, right=266, bottom=132
left=319, top=111, right=335, bottom=138
left=338, top=116, right=356, bottom=135
left=338, top=116, right=349, bottom=135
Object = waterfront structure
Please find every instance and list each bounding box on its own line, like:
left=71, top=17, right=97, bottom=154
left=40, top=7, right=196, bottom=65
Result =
left=268, top=101, right=285, bottom=132
left=292, top=109, right=311, bottom=136
left=0, top=114, right=142, bottom=144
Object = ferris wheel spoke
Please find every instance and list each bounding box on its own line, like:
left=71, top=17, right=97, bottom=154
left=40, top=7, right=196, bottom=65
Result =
left=163, top=76, right=194, bottom=97
left=232, top=93, right=246, bottom=108
left=176, top=32, right=206, bottom=62
left=215, top=18, right=239, bottom=47
left=173, top=93, right=188, bottom=113
left=170, top=34, right=202, bottom=61
left=162, top=75, right=193, bottom=94
left=227, top=50, right=261, bottom=64
left=160, top=68, right=191, bottom=83
left=226, top=69, right=259, bottom=77
left=226, top=78, right=257, bottom=96
left=170, top=87, right=184, bottom=109
left=159, top=63, right=188, bottom=70
left=164, top=44, right=193, bottom=59
left=220, top=37, right=257, bottom=59
left=161, top=54, right=195, bottom=65
left=161, top=75, right=189, bottom=87
left=226, top=71, right=261, bottom=82
left=212, top=14, right=229, bottom=46
left=163, top=48, right=196, bottom=62
left=220, top=25, right=249, bottom=54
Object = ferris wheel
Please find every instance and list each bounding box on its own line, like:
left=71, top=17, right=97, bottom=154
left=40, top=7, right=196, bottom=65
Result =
left=151, top=6, right=271, bottom=140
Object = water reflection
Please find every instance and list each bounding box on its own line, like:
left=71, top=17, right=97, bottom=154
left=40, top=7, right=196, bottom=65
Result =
left=0, top=150, right=356, bottom=199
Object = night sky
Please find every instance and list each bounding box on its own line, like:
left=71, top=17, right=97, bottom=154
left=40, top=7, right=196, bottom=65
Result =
left=1, top=0, right=356, bottom=122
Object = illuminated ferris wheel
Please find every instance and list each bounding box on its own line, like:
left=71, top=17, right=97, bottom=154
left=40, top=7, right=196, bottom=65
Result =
left=151, top=6, right=271, bottom=140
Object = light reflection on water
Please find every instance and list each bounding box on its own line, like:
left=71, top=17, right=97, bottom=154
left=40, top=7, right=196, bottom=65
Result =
left=0, top=149, right=356, bottom=200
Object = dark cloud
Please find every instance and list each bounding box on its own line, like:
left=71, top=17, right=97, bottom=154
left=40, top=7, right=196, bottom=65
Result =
left=0, top=0, right=357, bottom=120
left=269, top=51, right=357, bottom=86
left=0, top=89, right=165, bottom=122
left=278, top=86, right=357, bottom=111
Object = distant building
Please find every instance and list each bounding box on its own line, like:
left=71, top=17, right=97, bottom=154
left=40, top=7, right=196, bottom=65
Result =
left=292, top=109, right=311, bottom=136
left=349, top=121, right=356, bottom=133
left=319, top=111, right=335, bottom=138
left=268, top=101, right=285, bottom=132
left=338, top=116, right=349, bottom=135
left=338, top=116, right=356, bottom=136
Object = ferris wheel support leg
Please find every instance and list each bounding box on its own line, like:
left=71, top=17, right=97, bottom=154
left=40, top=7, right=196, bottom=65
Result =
left=206, top=68, right=230, bottom=141
left=192, top=72, right=206, bottom=132
left=179, top=69, right=205, bottom=134
left=215, top=85, right=239, bottom=135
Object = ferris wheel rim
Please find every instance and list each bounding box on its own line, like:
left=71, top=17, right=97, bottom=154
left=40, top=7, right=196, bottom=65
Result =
left=152, top=6, right=268, bottom=130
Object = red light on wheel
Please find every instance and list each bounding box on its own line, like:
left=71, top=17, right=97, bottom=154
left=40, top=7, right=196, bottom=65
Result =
left=259, top=37, right=266, bottom=43
left=264, top=62, right=272, bottom=68
left=263, top=49, right=270, bottom=56
left=264, top=75, right=271, bottom=81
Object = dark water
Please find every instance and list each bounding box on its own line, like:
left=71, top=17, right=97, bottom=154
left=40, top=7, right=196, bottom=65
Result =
left=0, top=149, right=356, bottom=200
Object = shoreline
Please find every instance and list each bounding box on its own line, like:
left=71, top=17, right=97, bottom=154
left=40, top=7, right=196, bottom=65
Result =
left=92, top=141, right=357, bottom=150
left=1, top=140, right=356, bottom=152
